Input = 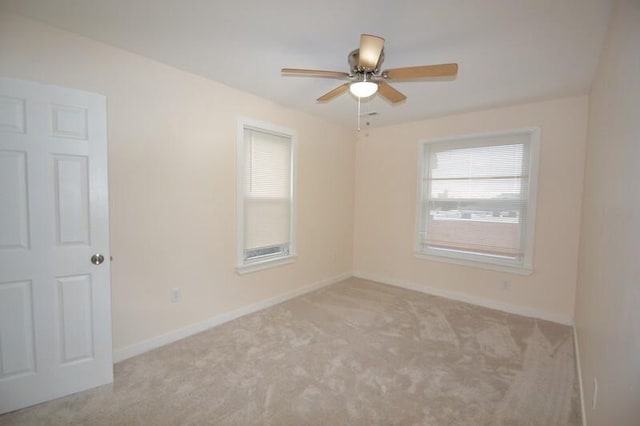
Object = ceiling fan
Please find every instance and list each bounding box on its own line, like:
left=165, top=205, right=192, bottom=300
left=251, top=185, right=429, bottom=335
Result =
left=282, top=34, right=458, bottom=104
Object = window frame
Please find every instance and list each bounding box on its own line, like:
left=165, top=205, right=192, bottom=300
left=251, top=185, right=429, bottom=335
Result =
left=414, top=128, right=540, bottom=275
left=236, top=118, right=297, bottom=274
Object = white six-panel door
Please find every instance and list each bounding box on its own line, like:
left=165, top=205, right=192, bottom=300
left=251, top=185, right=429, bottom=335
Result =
left=0, top=77, right=113, bottom=414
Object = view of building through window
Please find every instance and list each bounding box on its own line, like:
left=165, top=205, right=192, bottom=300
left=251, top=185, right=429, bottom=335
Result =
left=417, top=130, right=538, bottom=270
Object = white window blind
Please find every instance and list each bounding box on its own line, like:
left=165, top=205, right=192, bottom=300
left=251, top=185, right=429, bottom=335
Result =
left=242, top=126, right=293, bottom=263
left=417, top=130, right=539, bottom=272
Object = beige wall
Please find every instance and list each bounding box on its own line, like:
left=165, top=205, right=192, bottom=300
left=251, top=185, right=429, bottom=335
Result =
left=575, top=0, right=640, bottom=424
left=4, top=8, right=637, bottom=423
left=5, top=11, right=628, bottom=400
left=353, top=96, right=588, bottom=324
left=0, top=11, right=355, bottom=352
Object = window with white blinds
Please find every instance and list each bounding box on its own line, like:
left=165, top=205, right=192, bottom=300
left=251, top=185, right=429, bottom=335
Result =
left=237, top=120, right=295, bottom=272
left=416, top=129, right=539, bottom=273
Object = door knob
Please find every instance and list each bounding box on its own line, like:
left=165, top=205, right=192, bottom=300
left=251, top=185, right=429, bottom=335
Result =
left=91, top=253, right=105, bottom=265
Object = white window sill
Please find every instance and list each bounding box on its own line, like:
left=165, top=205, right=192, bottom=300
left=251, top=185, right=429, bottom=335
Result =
left=235, top=254, right=297, bottom=275
left=414, top=251, right=533, bottom=276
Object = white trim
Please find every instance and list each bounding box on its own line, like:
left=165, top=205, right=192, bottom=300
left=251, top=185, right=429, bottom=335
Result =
left=573, top=325, right=587, bottom=426
left=524, top=127, right=540, bottom=271
left=236, top=118, right=297, bottom=272
left=414, top=252, right=533, bottom=275
left=419, top=127, right=541, bottom=146
left=415, top=127, right=540, bottom=272
left=113, top=272, right=351, bottom=362
left=353, top=271, right=573, bottom=325
left=236, top=119, right=245, bottom=269
left=414, top=140, right=427, bottom=254
left=235, top=254, right=297, bottom=274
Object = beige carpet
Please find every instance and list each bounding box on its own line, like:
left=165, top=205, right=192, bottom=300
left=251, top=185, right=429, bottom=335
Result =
left=0, top=278, right=581, bottom=425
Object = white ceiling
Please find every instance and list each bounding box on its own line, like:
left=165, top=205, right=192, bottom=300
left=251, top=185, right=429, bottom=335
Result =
left=0, top=0, right=614, bottom=128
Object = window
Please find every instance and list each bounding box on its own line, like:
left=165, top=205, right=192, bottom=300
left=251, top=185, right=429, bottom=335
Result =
left=236, top=119, right=296, bottom=273
left=416, top=129, right=539, bottom=274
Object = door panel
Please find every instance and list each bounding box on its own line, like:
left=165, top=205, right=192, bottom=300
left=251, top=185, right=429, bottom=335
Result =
left=0, top=96, right=26, bottom=133
left=57, top=274, right=94, bottom=364
left=53, top=155, right=90, bottom=246
left=0, top=280, right=36, bottom=379
left=0, top=77, right=112, bottom=414
left=0, top=150, right=30, bottom=249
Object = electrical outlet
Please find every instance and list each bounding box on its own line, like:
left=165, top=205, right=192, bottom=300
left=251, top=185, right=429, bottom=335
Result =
left=592, top=378, right=598, bottom=410
left=171, top=288, right=181, bottom=303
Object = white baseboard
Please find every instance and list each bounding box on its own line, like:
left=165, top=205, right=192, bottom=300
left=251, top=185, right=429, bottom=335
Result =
left=573, top=325, right=587, bottom=426
left=353, top=271, right=573, bottom=326
left=114, top=270, right=574, bottom=363
left=113, top=272, right=351, bottom=362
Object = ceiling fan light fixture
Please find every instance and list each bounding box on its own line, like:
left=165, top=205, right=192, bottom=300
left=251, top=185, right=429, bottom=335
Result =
left=282, top=34, right=457, bottom=105
left=349, top=81, right=378, bottom=98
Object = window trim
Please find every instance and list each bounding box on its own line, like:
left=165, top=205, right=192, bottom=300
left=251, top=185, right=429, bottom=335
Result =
left=414, top=127, right=540, bottom=275
left=236, top=118, right=297, bottom=274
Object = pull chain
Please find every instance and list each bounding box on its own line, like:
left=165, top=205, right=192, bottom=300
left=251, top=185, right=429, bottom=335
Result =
left=357, top=96, right=361, bottom=131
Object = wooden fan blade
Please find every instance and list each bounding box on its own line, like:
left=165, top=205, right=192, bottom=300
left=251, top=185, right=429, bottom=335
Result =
left=281, top=68, right=350, bottom=79
left=317, top=83, right=350, bottom=102
left=377, top=81, right=406, bottom=103
left=358, top=34, right=385, bottom=69
left=384, top=63, right=458, bottom=80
